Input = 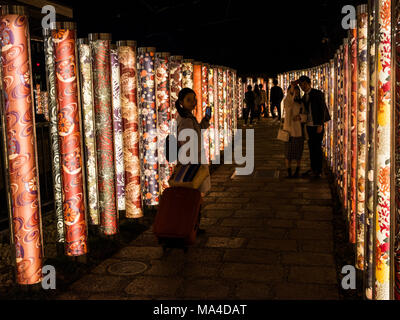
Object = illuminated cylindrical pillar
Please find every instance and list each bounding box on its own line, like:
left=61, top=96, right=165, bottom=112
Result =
left=213, top=66, right=220, bottom=156
left=169, top=55, right=183, bottom=131
left=0, top=5, right=43, bottom=284
left=223, top=68, right=228, bottom=148
left=117, top=40, right=143, bottom=219
left=201, top=63, right=210, bottom=163
left=218, top=67, right=224, bottom=151
left=343, top=39, right=350, bottom=211
left=208, top=66, right=216, bottom=161
left=53, top=22, right=88, bottom=255
left=43, top=27, right=65, bottom=241
left=193, top=61, right=202, bottom=123
left=355, top=4, right=368, bottom=271
left=89, top=33, right=118, bottom=235
left=349, top=26, right=358, bottom=245
left=77, top=38, right=100, bottom=225
left=155, top=52, right=171, bottom=193
left=110, top=44, right=125, bottom=211
left=374, top=0, right=392, bottom=300
left=365, top=0, right=377, bottom=300
left=138, top=47, right=159, bottom=206
left=182, top=59, right=194, bottom=89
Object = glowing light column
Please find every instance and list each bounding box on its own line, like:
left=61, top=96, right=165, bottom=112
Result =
left=0, top=5, right=43, bottom=284
left=89, top=33, right=118, bottom=235
left=117, top=40, right=143, bottom=218
left=77, top=38, right=100, bottom=225
left=53, top=22, right=88, bottom=254
left=155, top=52, right=171, bottom=193
left=110, top=44, right=125, bottom=211
left=182, top=59, right=194, bottom=89
left=137, top=47, right=160, bottom=206
left=356, top=4, right=368, bottom=271
left=44, top=27, right=65, bottom=241
left=374, top=0, right=392, bottom=300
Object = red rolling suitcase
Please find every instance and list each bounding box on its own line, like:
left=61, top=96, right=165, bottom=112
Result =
left=153, top=187, right=202, bottom=251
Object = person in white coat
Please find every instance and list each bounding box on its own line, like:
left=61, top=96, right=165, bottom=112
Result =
left=282, top=83, right=307, bottom=178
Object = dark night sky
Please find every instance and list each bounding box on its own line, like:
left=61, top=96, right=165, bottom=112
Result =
left=58, top=0, right=364, bottom=78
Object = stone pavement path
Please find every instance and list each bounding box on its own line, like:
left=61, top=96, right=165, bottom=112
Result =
left=56, top=118, right=339, bottom=300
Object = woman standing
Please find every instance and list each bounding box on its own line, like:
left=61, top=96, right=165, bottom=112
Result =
left=175, top=88, right=211, bottom=234
left=282, top=84, right=307, bottom=178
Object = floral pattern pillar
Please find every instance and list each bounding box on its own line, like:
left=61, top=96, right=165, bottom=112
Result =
left=193, top=62, right=202, bottom=123
left=77, top=38, right=100, bottom=225
left=53, top=22, right=88, bottom=255
left=110, top=45, right=125, bottom=211
left=201, top=63, right=209, bottom=163
left=138, top=47, right=159, bottom=206
left=43, top=27, right=64, bottom=242
left=356, top=4, right=368, bottom=271
left=0, top=5, right=43, bottom=284
left=182, top=59, right=194, bottom=89
left=349, top=26, right=358, bottom=244
left=89, top=33, right=118, bottom=235
left=155, top=52, right=171, bottom=193
left=365, top=0, right=377, bottom=300
left=117, top=40, right=143, bottom=219
left=374, top=0, right=392, bottom=300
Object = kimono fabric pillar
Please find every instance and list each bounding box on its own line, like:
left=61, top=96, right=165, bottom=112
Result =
left=356, top=4, right=368, bottom=271
left=110, top=44, right=125, bottom=211
left=117, top=41, right=143, bottom=219
left=89, top=33, right=118, bottom=235
left=138, top=47, right=160, bottom=206
left=169, top=55, right=183, bottom=173
left=349, top=26, right=358, bottom=245
left=218, top=67, right=224, bottom=151
left=43, top=27, right=64, bottom=242
left=208, top=66, right=215, bottom=161
left=374, top=0, right=392, bottom=300
left=202, top=63, right=210, bottom=164
left=213, top=66, right=220, bottom=157
left=394, top=0, right=400, bottom=301
left=193, top=61, right=202, bottom=123
left=77, top=38, right=100, bottom=225
left=155, top=52, right=171, bottom=193
left=223, top=69, right=228, bottom=149
left=182, top=59, right=194, bottom=89
left=0, top=5, right=43, bottom=284
left=343, top=39, right=350, bottom=211
left=365, top=0, right=377, bottom=300
left=53, top=22, right=88, bottom=256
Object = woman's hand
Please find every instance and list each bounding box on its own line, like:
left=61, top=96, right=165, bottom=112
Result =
left=317, top=125, right=323, bottom=134
left=293, top=115, right=301, bottom=121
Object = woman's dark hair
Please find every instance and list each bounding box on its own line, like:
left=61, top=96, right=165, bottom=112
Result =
left=176, top=88, right=196, bottom=118
left=254, top=85, right=260, bottom=95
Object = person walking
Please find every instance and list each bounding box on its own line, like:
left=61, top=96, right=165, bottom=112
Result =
left=282, top=83, right=307, bottom=178
left=244, top=85, right=256, bottom=127
left=270, top=79, right=284, bottom=120
left=297, top=76, right=331, bottom=179
left=259, top=84, right=267, bottom=118
left=253, top=85, right=262, bottom=123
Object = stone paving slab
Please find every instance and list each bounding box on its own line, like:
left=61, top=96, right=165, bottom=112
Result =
left=55, top=118, right=340, bottom=300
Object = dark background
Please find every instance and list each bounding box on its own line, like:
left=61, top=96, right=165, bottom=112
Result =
left=58, top=0, right=364, bottom=77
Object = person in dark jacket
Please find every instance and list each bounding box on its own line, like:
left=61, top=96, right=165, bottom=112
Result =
left=244, top=85, right=256, bottom=127
left=297, top=76, right=331, bottom=179
left=270, top=79, right=284, bottom=120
